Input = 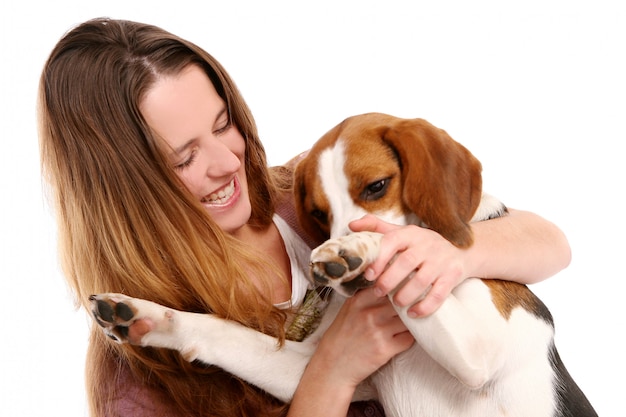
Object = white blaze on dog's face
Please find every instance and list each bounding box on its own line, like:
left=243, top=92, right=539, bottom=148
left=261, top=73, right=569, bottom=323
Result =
left=317, top=138, right=411, bottom=238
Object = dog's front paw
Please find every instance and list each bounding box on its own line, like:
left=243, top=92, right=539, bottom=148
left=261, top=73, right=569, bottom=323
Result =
left=89, top=293, right=174, bottom=345
left=310, top=231, right=383, bottom=296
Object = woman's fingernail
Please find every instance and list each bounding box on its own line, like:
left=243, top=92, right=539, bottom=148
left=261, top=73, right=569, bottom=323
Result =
left=364, top=268, right=375, bottom=281
left=373, top=287, right=384, bottom=297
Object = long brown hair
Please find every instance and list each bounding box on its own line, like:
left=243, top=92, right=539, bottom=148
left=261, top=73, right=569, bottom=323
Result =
left=39, top=18, right=292, bottom=416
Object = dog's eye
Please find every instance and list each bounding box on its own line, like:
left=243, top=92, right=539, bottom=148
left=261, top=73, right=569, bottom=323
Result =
left=310, top=209, right=328, bottom=224
left=361, top=178, right=390, bottom=201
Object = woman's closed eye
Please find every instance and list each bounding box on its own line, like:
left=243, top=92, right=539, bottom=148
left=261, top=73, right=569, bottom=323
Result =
left=213, top=114, right=232, bottom=135
left=174, top=149, right=197, bottom=171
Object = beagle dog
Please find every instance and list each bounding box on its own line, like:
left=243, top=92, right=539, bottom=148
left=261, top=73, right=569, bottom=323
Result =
left=293, top=113, right=597, bottom=416
left=90, top=113, right=597, bottom=416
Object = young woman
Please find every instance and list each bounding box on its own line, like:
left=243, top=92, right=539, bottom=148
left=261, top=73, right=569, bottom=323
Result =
left=39, top=18, right=571, bottom=417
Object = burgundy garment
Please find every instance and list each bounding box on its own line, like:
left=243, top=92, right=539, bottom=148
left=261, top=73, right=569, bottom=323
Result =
left=275, top=195, right=321, bottom=249
left=109, top=356, right=386, bottom=416
left=108, top=364, right=179, bottom=416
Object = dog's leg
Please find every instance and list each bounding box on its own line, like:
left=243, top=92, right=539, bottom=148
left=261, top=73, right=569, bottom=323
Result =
left=392, top=284, right=506, bottom=389
left=90, top=293, right=314, bottom=403
left=311, top=233, right=505, bottom=389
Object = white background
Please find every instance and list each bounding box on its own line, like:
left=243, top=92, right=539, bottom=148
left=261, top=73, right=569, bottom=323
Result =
left=1, top=1, right=623, bottom=415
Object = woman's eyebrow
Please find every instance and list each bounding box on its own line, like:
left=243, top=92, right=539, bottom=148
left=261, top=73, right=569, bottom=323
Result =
left=171, top=139, right=195, bottom=156
left=169, top=106, right=228, bottom=156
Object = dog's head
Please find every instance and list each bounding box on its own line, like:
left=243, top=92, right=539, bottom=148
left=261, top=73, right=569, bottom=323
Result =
left=294, top=113, right=483, bottom=248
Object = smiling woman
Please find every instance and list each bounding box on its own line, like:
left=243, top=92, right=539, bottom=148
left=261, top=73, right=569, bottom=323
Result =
left=38, top=18, right=296, bottom=416
left=37, top=17, right=409, bottom=417
left=141, top=65, right=252, bottom=234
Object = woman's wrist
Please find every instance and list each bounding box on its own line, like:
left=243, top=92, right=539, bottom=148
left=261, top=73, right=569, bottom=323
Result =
left=287, top=353, right=356, bottom=417
left=467, top=208, right=571, bottom=284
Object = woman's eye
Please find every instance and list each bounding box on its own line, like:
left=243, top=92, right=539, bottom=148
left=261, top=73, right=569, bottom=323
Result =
left=214, top=114, right=232, bottom=135
left=174, top=150, right=197, bottom=171
left=214, top=122, right=230, bottom=135
left=361, top=178, right=390, bottom=201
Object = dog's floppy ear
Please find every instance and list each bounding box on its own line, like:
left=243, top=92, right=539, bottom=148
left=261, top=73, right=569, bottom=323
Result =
left=293, top=155, right=330, bottom=246
left=383, top=119, right=483, bottom=248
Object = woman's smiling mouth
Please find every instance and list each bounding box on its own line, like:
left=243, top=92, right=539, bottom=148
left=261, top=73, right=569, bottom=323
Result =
left=201, top=178, right=236, bottom=205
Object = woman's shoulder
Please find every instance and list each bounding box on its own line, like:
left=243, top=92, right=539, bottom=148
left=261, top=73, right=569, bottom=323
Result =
left=105, top=359, right=180, bottom=417
left=274, top=196, right=321, bottom=250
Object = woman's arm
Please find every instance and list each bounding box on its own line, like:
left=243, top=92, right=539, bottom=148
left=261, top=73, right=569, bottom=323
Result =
left=464, top=208, right=571, bottom=282
left=349, top=209, right=571, bottom=317
left=287, top=288, right=413, bottom=417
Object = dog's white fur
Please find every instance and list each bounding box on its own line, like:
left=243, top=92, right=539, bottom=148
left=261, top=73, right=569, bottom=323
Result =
left=92, top=113, right=596, bottom=417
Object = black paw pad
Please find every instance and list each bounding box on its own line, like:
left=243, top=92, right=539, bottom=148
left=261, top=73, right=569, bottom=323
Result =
left=338, top=250, right=362, bottom=271
left=324, top=262, right=347, bottom=278
left=341, top=274, right=374, bottom=294
left=313, top=270, right=330, bottom=285
left=115, top=325, right=129, bottom=339
left=115, top=302, right=135, bottom=321
left=95, top=299, right=115, bottom=323
left=344, top=256, right=363, bottom=271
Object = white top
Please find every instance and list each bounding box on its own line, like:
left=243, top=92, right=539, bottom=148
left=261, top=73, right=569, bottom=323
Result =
left=272, top=214, right=313, bottom=309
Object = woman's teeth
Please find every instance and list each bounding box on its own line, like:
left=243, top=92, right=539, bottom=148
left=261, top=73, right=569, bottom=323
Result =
left=202, top=179, right=235, bottom=204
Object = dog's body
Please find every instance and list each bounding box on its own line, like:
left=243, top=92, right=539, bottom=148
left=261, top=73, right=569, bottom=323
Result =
left=92, top=113, right=596, bottom=416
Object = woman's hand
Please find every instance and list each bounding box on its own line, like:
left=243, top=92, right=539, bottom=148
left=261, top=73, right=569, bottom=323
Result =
left=288, top=288, right=413, bottom=417
left=350, top=215, right=469, bottom=318
left=315, top=287, right=414, bottom=385
left=349, top=209, right=571, bottom=318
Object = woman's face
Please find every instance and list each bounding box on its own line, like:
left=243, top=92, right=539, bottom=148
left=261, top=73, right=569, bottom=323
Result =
left=141, top=65, right=251, bottom=234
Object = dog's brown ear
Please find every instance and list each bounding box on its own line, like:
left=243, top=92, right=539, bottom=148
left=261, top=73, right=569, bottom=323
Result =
left=383, top=119, right=483, bottom=248
left=293, top=156, right=330, bottom=246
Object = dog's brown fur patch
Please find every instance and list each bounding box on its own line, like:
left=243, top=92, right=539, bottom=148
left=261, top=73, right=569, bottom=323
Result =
left=483, top=280, right=552, bottom=323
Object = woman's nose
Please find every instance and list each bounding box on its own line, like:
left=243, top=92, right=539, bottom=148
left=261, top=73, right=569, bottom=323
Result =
left=203, top=138, right=241, bottom=178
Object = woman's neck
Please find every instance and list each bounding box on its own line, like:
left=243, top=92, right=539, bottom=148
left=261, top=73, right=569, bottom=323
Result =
left=232, top=221, right=293, bottom=305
